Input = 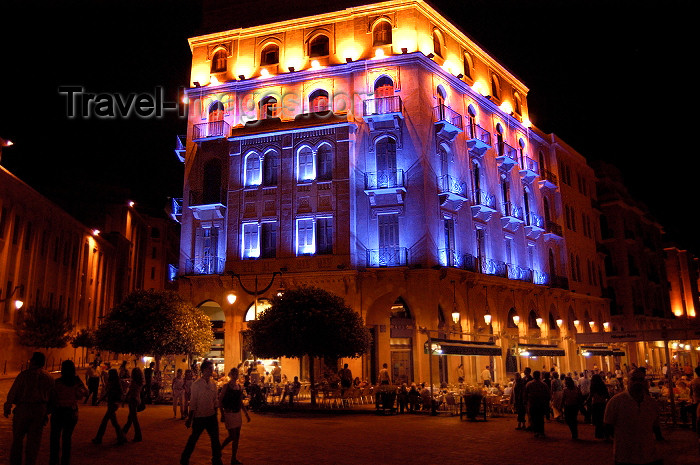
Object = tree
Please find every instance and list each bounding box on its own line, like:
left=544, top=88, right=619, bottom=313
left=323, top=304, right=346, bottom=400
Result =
left=247, top=286, right=371, bottom=405
left=17, top=306, right=74, bottom=350
left=72, top=328, right=97, bottom=365
left=95, top=290, right=213, bottom=364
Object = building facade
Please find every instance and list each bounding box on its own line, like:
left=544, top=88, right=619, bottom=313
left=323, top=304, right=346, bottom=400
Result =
left=177, top=0, right=613, bottom=385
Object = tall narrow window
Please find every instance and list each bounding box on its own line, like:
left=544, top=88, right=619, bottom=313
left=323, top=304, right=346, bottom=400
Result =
left=317, top=145, right=333, bottom=181
left=439, top=144, right=450, bottom=177
left=374, top=76, right=395, bottom=98
left=376, top=137, right=397, bottom=187
left=244, top=153, right=261, bottom=187
left=432, top=31, right=442, bottom=57
left=309, top=35, right=329, bottom=57
left=211, top=49, right=227, bottom=73
left=463, top=52, right=473, bottom=79
left=309, top=89, right=329, bottom=112
left=316, top=217, right=333, bottom=255
left=296, top=218, right=315, bottom=255
left=297, top=146, right=315, bottom=181
left=203, top=159, right=222, bottom=204
left=378, top=214, right=399, bottom=265
left=443, top=217, right=455, bottom=254
left=261, top=222, right=277, bottom=258
left=513, top=91, right=522, bottom=115
left=490, top=74, right=500, bottom=100
left=208, top=100, right=224, bottom=122
left=263, top=150, right=278, bottom=186
left=260, top=96, right=278, bottom=119
left=373, top=21, right=392, bottom=46
left=495, top=124, right=505, bottom=156
left=260, top=43, right=279, bottom=66
left=242, top=223, right=259, bottom=259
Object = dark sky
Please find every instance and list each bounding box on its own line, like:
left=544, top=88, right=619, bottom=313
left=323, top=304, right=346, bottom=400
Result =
left=0, top=0, right=695, bottom=251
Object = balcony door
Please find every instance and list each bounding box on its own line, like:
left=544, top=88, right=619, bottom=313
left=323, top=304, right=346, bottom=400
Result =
left=376, top=137, right=397, bottom=188
left=378, top=213, right=399, bottom=265
left=444, top=217, right=455, bottom=264
left=374, top=76, right=395, bottom=113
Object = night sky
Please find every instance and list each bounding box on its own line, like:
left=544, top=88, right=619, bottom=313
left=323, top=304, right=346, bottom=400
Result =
left=0, top=0, right=695, bottom=252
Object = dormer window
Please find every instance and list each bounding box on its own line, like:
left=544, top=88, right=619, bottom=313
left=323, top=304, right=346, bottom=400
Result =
left=432, top=30, right=443, bottom=57
left=309, top=89, right=329, bottom=112
left=373, top=21, right=392, bottom=46
left=211, top=49, right=227, bottom=73
left=260, top=96, right=278, bottom=119
left=309, top=34, right=329, bottom=57
left=261, top=43, right=279, bottom=66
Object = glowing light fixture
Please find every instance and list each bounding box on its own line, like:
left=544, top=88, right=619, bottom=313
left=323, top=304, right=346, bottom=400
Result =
left=512, top=315, right=520, bottom=326
left=522, top=117, right=532, bottom=127
left=499, top=101, right=513, bottom=114
left=14, top=299, right=24, bottom=310
left=520, top=350, right=530, bottom=357
left=374, top=48, right=385, bottom=58
left=260, top=68, right=270, bottom=77
left=535, top=317, right=543, bottom=327
left=92, top=229, right=100, bottom=236
left=696, top=346, right=700, bottom=351
left=582, top=350, right=591, bottom=357
left=556, top=318, right=563, bottom=328
left=226, top=293, right=237, bottom=305
left=311, top=60, right=321, bottom=69
left=573, top=319, right=580, bottom=327
left=128, top=201, right=135, bottom=207
left=452, top=311, right=460, bottom=324
left=210, top=76, right=220, bottom=86
left=484, top=313, right=492, bottom=325
left=685, top=344, right=691, bottom=350
left=603, top=322, right=610, bottom=330
left=182, top=95, right=188, bottom=104
left=588, top=321, right=595, bottom=329
left=671, top=342, right=678, bottom=349
left=674, top=308, right=683, bottom=317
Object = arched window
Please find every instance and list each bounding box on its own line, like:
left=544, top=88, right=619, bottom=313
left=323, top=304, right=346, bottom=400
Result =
left=317, top=144, right=333, bottom=181
left=375, top=137, right=397, bottom=182
left=439, top=143, right=450, bottom=177
left=436, top=86, right=446, bottom=120
left=463, top=52, right=473, bottom=79
left=374, top=76, right=395, bottom=97
left=260, top=43, right=279, bottom=66
left=373, top=21, right=392, bottom=46
left=244, top=153, right=261, bottom=187
left=472, top=160, right=482, bottom=200
left=513, top=91, right=522, bottom=115
left=548, top=249, right=556, bottom=277
left=490, top=74, right=500, bottom=100
left=244, top=298, right=272, bottom=322
left=260, top=96, right=278, bottom=119
left=263, top=150, right=279, bottom=187
left=309, top=34, right=329, bottom=57
left=495, top=123, right=505, bottom=156
left=297, top=146, right=315, bottom=181
left=203, top=159, right=222, bottom=204
left=523, top=187, right=531, bottom=224
left=507, top=307, right=518, bottom=328
left=538, top=151, right=548, bottom=175
left=528, top=310, right=540, bottom=330
left=390, top=297, right=412, bottom=319
left=549, top=313, right=559, bottom=330
left=211, top=49, right=227, bottom=73
left=467, top=105, right=477, bottom=135
left=501, top=174, right=510, bottom=207
left=432, top=30, right=442, bottom=57
left=208, top=100, right=224, bottom=122
left=309, top=89, right=329, bottom=112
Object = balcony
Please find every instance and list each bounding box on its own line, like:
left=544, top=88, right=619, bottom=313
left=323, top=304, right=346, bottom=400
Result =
left=193, top=121, right=230, bottom=141
left=188, top=188, right=227, bottom=220
left=184, top=257, right=225, bottom=275
left=363, top=96, right=403, bottom=130
left=366, top=247, right=408, bottom=267
left=507, top=264, right=533, bottom=283
left=479, top=257, right=507, bottom=278
left=539, top=169, right=558, bottom=190
left=495, top=142, right=519, bottom=171
left=438, top=249, right=478, bottom=271
left=519, top=156, right=539, bottom=183
left=470, top=189, right=497, bottom=222
left=175, top=135, right=186, bottom=162
left=524, top=212, right=545, bottom=239
left=500, top=202, right=524, bottom=232
left=433, top=105, right=463, bottom=141
left=169, top=197, right=183, bottom=223
left=437, top=174, right=468, bottom=210
left=465, top=123, right=491, bottom=157
left=544, top=220, right=564, bottom=241
left=364, top=170, right=406, bottom=206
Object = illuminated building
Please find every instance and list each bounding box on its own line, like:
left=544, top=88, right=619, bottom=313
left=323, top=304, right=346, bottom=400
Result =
left=177, top=0, right=611, bottom=383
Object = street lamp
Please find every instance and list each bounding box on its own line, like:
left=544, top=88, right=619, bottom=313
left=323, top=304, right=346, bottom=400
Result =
left=0, top=285, right=24, bottom=310
left=1, top=136, right=14, bottom=164
left=227, top=270, right=282, bottom=319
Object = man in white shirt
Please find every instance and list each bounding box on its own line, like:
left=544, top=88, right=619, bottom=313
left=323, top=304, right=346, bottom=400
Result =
left=180, top=361, right=223, bottom=465
left=481, top=366, right=492, bottom=387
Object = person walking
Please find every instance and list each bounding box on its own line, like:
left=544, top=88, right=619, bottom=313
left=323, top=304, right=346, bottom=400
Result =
left=578, top=370, right=591, bottom=423
left=378, top=363, right=391, bottom=385
left=91, top=369, right=126, bottom=445
left=143, top=362, right=155, bottom=404
left=219, top=368, right=250, bottom=465
left=122, top=367, right=143, bottom=442
left=604, top=369, right=661, bottom=465
left=3, top=351, right=55, bottom=465
left=587, top=374, right=610, bottom=440
left=481, top=365, right=492, bottom=387
left=339, top=363, right=353, bottom=395
left=172, top=369, right=186, bottom=419
left=180, top=360, right=223, bottom=465
left=512, top=372, right=527, bottom=430
left=84, top=362, right=101, bottom=406
left=183, top=369, right=194, bottom=418
left=50, top=360, right=88, bottom=465
left=525, top=370, right=550, bottom=438
left=561, top=376, right=581, bottom=440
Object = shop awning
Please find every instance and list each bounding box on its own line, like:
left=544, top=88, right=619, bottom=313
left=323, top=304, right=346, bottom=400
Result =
left=579, top=347, right=626, bottom=357
left=424, top=338, right=502, bottom=356
left=515, top=344, right=565, bottom=357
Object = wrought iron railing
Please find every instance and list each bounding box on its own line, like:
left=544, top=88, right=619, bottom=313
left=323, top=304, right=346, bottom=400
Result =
left=520, top=156, right=539, bottom=174
left=507, top=264, right=533, bottom=282
left=466, top=123, right=491, bottom=145
left=184, top=257, right=225, bottom=275
left=526, top=212, right=545, bottom=229
left=480, top=257, right=507, bottom=278
left=193, top=120, right=230, bottom=140
left=545, top=221, right=563, bottom=236
left=473, top=189, right=496, bottom=209
left=502, top=202, right=524, bottom=220
left=363, top=96, right=402, bottom=116
left=497, top=141, right=518, bottom=160
left=364, top=170, right=405, bottom=190
left=437, top=175, right=467, bottom=197
left=541, top=169, right=558, bottom=185
left=433, top=105, right=463, bottom=130
left=171, top=197, right=183, bottom=216
left=366, top=247, right=408, bottom=267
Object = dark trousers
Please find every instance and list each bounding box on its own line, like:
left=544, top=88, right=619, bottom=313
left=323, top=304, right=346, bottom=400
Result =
left=94, top=403, right=125, bottom=442
left=564, top=404, right=579, bottom=439
left=10, top=404, right=47, bottom=465
left=590, top=402, right=607, bottom=439
left=180, top=415, right=223, bottom=465
left=529, top=406, right=545, bottom=435
left=50, top=407, right=78, bottom=465
left=85, top=378, right=100, bottom=405
left=122, top=399, right=142, bottom=440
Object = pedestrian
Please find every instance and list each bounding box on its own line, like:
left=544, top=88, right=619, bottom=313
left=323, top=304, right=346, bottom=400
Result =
left=3, top=351, right=55, bottom=465
left=183, top=369, right=194, bottom=418
left=84, top=361, right=101, bottom=406
left=551, top=372, right=563, bottom=420
left=604, top=369, right=661, bottom=465
left=688, top=366, right=700, bottom=434
left=339, top=363, right=353, bottom=394
left=578, top=370, right=591, bottom=423
left=481, top=365, right=492, bottom=387
left=91, top=368, right=126, bottom=445
left=122, top=367, right=144, bottom=442
left=271, top=361, right=282, bottom=384
left=172, top=369, right=186, bottom=419
left=50, top=360, right=88, bottom=465
left=587, top=373, right=610, bottom=440
left=219, top=368, right=250, bottom=465
left=397, top=383, right=409, bottom=413
left=512, top=372, right=527, bottom=430
left=561, top=376, right=580, bottom=440
left=378, top=363, right=391, bottom=385
left=525, top=370, right=550, bottom=438
left=144, top=361, right=155, bottom=404
left=180, top=360, right=223, bottom=465
left=455, top=363, right=465, bottom=384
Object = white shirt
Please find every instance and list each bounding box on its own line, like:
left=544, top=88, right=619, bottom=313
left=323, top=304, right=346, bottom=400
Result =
left=189, top=377, right=219, bottom=417
left=481, top=369, right=491, bottom=381
left=604, top=391, right=659, bottom=464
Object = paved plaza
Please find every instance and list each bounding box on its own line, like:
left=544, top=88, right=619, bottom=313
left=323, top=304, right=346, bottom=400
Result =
left=1, top=377, right=699, bottom=465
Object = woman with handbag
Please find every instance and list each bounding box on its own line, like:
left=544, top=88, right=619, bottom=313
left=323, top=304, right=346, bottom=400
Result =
left=122, top=367, right=144, bottom=442
left=50, top=360, right=88, bottom=465
left=219, top=368, right=250, bottom=465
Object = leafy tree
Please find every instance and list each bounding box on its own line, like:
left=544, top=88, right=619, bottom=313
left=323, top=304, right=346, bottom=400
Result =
left=71, top=328, right=97, bottom=349
left=17, top=306, right=74, bottom=349
left=247, top=286, right=371, bottom=405
left=95, top=290, right=213, bottom=364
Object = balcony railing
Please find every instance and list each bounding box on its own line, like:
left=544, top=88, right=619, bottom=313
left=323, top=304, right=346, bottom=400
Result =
left=466, top=123, right=491, bottom=147
left=472, top=189, right=496, bottom=209
left=438, top=249, right=478, bottom=271
left=366, top=247, right=408, bottom=267
left=480, top=257, right=507, bottom=278
left=496, top=141, right=518, bottom=159
left=363, top=96, right=403, bottom=116
left=541, top=169, right=558, bottom=186
left=545, top=220, right=563, bottom=237
left=526, top=212, right=545, bottom=229
left=437, top=174, right=468, bottom=198
left=193, top=120, right=230, bottom=141
left=502, top=202, right=524, bottom=221
left=175, top=135, right=186, bottom=162
left=169, top=197, right=183, bottom=222
left=364, top=170, right=405, bottom=190
left=433, top=105, right=463, bottom=129
left=184, top=257, right=225, bottom=275
left=507, top=264, right=533, bottom=282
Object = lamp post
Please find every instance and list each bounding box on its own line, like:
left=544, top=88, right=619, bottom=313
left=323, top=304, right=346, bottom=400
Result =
left=0, top=285, right=24, bottom=312
left=227, top=271, right=282, bottom=320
